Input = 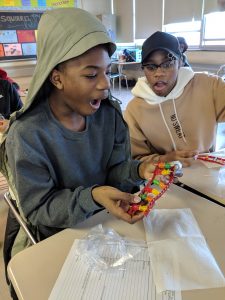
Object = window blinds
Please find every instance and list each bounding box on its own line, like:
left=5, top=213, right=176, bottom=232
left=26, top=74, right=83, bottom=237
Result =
left=113, top=0, right=133, bottom=42
left=135, top=0, right=163, bottom=39
left=164, top=0, right=202, bottom=24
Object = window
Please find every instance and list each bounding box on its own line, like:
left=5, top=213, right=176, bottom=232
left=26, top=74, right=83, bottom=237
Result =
left=114, top=0, right=225, bottom=50
left=164, top=2, right=225, bottom=50
left=164, top=21, right=201, bottom=48
left=202, top=11, right=225, bottom=48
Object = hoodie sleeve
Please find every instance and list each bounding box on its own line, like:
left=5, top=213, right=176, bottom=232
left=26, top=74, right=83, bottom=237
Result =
left=124, top=99, right=160, bottom=162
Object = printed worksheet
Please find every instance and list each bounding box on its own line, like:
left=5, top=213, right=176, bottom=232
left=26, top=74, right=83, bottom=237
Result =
left=49, top=240, right=181, bottom=300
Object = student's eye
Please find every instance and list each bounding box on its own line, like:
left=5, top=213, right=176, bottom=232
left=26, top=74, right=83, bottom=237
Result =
left=161, top=62, right=171, bottom=69
left=84, top=74, right=97, bottom=79
left=146, top=64, right=157, bottom=71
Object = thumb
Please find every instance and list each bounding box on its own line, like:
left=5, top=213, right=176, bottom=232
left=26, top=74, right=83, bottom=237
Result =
left=116, top=192, right=135, bottom=204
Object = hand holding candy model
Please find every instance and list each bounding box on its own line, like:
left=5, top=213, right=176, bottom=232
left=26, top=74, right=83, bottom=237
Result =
left=128, top=161, right=182, bottom=217
left=158, top=150, right=199, bottom=168
left=92, top=160, right=182, bottom=224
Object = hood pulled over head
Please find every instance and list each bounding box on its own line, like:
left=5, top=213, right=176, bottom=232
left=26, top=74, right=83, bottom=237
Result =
left=23, top=8, right=116, bottom=114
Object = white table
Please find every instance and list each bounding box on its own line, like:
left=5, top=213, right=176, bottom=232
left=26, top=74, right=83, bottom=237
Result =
left=178, top=160, right=225, bottom=205
left=7, top=184, right=225, bottom=300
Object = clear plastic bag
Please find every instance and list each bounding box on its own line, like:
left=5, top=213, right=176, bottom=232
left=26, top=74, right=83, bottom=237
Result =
left=76, top=224, right=142, bottom=271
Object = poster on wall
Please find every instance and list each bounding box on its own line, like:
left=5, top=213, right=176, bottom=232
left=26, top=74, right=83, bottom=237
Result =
left=0, top=0, right=77, bottom=8
left=0, top=0, right=78, bottom=60
left=0, top=11, right=42, bottom=60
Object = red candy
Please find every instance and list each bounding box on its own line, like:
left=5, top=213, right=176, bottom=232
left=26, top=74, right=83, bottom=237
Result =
left=128, top=162, right=175, bottom=217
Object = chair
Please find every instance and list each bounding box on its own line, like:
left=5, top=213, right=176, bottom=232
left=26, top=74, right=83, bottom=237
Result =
left=217, top=64, right=225, bottom=81
left=4, top=191, right=37, bottom=245
left=3, top=192, right=37, bottom=297
left=109, top=72, right=128, bottom=90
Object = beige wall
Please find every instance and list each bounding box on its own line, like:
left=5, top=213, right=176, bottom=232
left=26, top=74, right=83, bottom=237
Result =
left=2, top=0, right=225, bottom=78
left=79, top=0, right=111, bottom=15
left=4, top=50, right=224, bottom=79
left=187, top=50, right=225, bottom=65
left=187, top=51, right=225, bottom=73
left=1, top=60, right=36, bottom=78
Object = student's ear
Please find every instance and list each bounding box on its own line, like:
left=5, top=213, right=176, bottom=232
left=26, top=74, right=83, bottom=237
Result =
left=49, top=69, right=64, bottom=90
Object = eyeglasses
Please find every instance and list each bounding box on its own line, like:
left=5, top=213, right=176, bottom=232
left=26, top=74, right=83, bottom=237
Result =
left=142, top=59, right=177, bottom=72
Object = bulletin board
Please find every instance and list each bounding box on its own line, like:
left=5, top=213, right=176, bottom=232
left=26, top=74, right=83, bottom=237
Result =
left=0, top=11, right=43, bottom=60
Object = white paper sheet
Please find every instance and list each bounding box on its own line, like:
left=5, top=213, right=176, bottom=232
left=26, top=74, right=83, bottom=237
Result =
left=49, top=239, right=181, bottom=300
left=144, top=208, right=225, bottom=293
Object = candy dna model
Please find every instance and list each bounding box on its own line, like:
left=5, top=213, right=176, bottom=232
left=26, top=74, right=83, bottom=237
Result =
left=128, top=162, right=179, bottom=216
left=197, top=154, right=225, bottom=166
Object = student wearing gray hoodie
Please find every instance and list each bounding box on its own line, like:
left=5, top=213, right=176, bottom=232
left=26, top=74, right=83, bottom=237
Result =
left=125, top=31, right=225, bottom=167
left=2, top=9, right=176, bottom=248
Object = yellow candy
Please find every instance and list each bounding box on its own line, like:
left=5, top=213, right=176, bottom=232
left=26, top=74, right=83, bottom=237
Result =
left=152, top=188, right=160, bottom=195
left=139, top=205, right=148, bottom=212
left=161, top=170, right=170, bottom=175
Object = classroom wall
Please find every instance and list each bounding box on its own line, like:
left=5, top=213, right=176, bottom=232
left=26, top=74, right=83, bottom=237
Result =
left=2, top=0, right=225, bottom=78
left=1, top=60, right=36, bottom=78
left=86, top=0, right=225, bottom=75
left=113, top=0, right=163, bottom=42
left=79, top=0, right=111, bottom=15
left=187, top=51, right=225, bottom=74
left=1, top=0, right=112, bottom=78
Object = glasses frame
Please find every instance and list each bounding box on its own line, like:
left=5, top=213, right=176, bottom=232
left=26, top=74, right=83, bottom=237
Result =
left=142, top=58, right=177, bottom=72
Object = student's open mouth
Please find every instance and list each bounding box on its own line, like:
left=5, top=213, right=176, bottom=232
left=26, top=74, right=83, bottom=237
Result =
left=90, top=99, right=101, bottom=109
left=154, top=81, right=167, bottom=92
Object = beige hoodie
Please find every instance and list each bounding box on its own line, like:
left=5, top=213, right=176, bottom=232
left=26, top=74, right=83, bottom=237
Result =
left=124, top=68, right=225, bottom=161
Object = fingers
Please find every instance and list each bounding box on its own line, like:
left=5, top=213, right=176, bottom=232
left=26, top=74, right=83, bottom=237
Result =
left=116, top=199, right=145, bottom=224
left=92, top=186, right=146, bottom=224
left=179, top=150, right=199, bottom=159
left=112, top=191, right=134, bottom=204
left=138, top=161, right=155, bottom=180
left=92, top=186, right=134, bottom=207
left=129, top=212, right=145, bottom=223
left=179, top=158, right=193, bottom=167
left=113, top=207, right=144, bottom=224
left=169, top=150, right=199, bottom=168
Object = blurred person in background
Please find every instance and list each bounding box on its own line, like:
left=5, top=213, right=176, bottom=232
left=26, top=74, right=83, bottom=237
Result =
left=0, top=79, right=23, bottom=134
left=177, top=36, right=190, bottom=67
